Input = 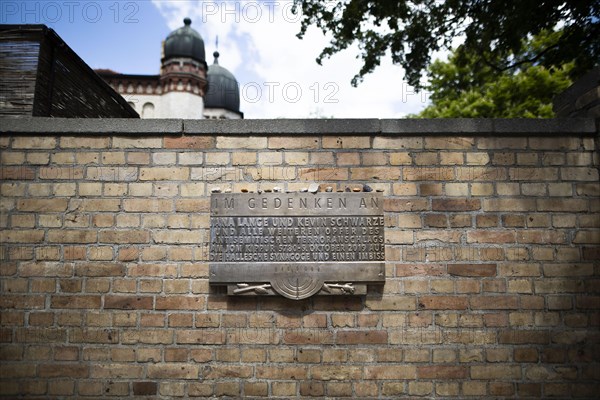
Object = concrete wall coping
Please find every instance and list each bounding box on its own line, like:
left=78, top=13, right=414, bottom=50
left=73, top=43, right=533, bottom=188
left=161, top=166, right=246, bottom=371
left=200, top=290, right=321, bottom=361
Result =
left=1, top=117, right=597, bottom=136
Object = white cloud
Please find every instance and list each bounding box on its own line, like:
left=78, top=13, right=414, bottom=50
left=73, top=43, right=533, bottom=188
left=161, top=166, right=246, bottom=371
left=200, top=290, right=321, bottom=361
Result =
left=151, top=1, right=432, bottom=118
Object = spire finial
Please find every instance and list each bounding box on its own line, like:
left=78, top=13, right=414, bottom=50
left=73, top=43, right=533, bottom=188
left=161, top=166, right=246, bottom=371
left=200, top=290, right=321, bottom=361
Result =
left=183, top=17, right=191, bottom=26
left=213, top=36, right=220, bottom=64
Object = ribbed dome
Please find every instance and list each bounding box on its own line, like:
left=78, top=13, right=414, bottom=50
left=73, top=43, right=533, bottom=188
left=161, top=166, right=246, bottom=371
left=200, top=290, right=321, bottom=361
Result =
left=163, top=18, right=205, bottom=62
left=205, top=51, right=240, bottom=112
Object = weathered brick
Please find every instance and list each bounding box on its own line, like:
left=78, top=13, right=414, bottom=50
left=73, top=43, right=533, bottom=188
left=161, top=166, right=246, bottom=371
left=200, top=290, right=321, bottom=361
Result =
left=471, top=296, right=519, bottom=309
left=155, top=296, right=205, bottom=310
left=86, top=166, right=137, bottom=181
left=75, top=263, right=125, bottom=277
left=426, top=137, right=474, bottom=149
left=17, top=198, right=68, bottom=212
left=322, top=136, right=370, bottom=148
left=90, top=363, right=143, bottom=378
left=471, top=365, right=521, bottom=379
left=417, top=365, right=467, bottom=379
left=99, top=230, right=149, bottom=243
left=373, top=137, right=422, bottom=149
left=47, top=230, right=96, bottom=243
left=104, top=295, right=153, bottom=310
left=404, top=167, right=454, bottom=180
left=0, top=230, right=45, bottom=243
left=145, top=363, right=200, bottom=379
left=255, top=366, right=308, bottom=380
left=0, top=166, right=35, bottom=180
left=152, top=230, right=202, bottom=244
left=310, top=365, right=362, bottom=381
left=364, top=365, right=416, bottom=379
left=366, top=296, right=416, bottom=310
left=50, top=295, right=101, bottom=309
left=418, top=296, right=468, bottom=310
left=112, top=137, right=162, bottom=148
left=467, top=230, right=516, bottom=243
left=573, top=230, right=600, bottom=244
left=282, top=329, right=334, bottom=345
left=269, top=136, right=319, bottom=149
left=217, top=136, right=267, bottom=149
left=164, top=136, right=213, bottom=149
left=433, top=198, right=480, bottom=211
left=131, top=382, right=157, bottom=396
left=483, top=198, right=537, bottom=212
left=38, top=363, right=88, bottom=378
left=139, top=167, right=189, bottom=180
left=13, top=137, right=56, bottom=149
left=298, top=167, right=348, bottom=180
left=336, top=330, right=388, bottom=344
left=448, top=263, right=497, bottom=277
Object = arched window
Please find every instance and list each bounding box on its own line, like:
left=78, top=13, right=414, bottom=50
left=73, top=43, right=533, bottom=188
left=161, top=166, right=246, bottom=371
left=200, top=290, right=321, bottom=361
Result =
left=127, top=102, right=136, bottom=110
left=142, top=102, right=155, bottom=118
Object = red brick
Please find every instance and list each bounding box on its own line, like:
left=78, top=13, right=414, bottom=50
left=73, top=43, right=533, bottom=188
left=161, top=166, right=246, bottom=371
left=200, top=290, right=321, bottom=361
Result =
left=227, top=329, right=279, bottom=344
left=471, top=365, right=521, bottom=379
left=17, top=198, right=69, bottom=212
left=470, top=296, right=519, bottom=309
left=300, top=381, right=324, bottom=397
left=499, top=330, right=549, bottom=344
left=74, top=263, right=125, bottom=277
left=0, top=166, right=35, bottom=180
left=48, top=230, right=96, bottom=243
left=256, top=366, right=308, bottom=380
left=38, top=363, right=88, bottom=378
left=50, top=296, right=101, bottom=309
left=0, top=364, right=37, bottom=378
left=1, top=295, right=45, bottom=311
left=69, top=328, right=118, bottom=343
left=175, top=330, right=224, bottom=344
left=518, top=383, right=541, bottom=397
left=517, top=230, right=566, bottom=244
left=576, top=296, right=600, bottom=309
left=155, top=296, right=204, bottom=310
left=418, top=296, right=468, bottom=310
left=164, top=136, right=213, bottom=149
left=366, top=296, right=416, bottom=311
left=467, top=230, right=516, bottom=243
left=147, top=363, right=199, bottom=379
left=514, top=348, right=538, bottom=362
left=204, top=365, right=253, bottom=379
left=384, top=198, right=429, bottom=211
left=244, top=382, right=268, bottom=396
left=417, top=365, right=467, bottom=379
left=490, top=382, right=515, bottom=396
left=432, top=198, right=480, bottom=211
left=91, top=363, right=143, bottom=378
left=104, top=296, right=153, bottom=310
left=281, top=328, right=334, bottom=345
left=133, top=382, right=157, bottom=396
left=448, top=263, right=497, bottom=277
left=364, top=365, right=416, bottom=379
left=583, top=247, right=600, bottom=261
left=336, top=330, right=388, bottom=344
left=396, top=263, right=446, bottom=277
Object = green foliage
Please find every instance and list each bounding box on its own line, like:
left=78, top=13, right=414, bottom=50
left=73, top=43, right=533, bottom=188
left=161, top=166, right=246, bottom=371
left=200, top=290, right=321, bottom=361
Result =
left=414, top=31, right=574, bottom=118
left=293, top=0, right=598, bottom=88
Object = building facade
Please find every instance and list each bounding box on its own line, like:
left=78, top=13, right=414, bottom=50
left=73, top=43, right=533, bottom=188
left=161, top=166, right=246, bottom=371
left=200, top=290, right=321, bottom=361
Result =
left=97, top=18, right=242, bottom=119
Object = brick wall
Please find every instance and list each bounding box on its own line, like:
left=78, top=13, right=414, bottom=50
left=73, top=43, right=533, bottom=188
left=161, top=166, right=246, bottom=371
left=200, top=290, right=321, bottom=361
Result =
left=1, top=118, right=599, bottom=398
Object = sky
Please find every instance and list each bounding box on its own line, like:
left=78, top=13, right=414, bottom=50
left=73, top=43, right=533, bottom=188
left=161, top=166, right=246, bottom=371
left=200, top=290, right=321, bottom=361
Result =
left=2, top=0, right=434, bottom=119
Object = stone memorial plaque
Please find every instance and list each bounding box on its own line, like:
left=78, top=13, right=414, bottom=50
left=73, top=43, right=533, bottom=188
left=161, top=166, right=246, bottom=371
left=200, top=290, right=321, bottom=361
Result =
left=209, top=192, right=385, bottom=300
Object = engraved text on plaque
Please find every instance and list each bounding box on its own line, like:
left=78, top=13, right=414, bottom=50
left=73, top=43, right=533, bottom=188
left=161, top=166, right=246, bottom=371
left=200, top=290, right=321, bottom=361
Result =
left=209, top=192, right=385, bottom=300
